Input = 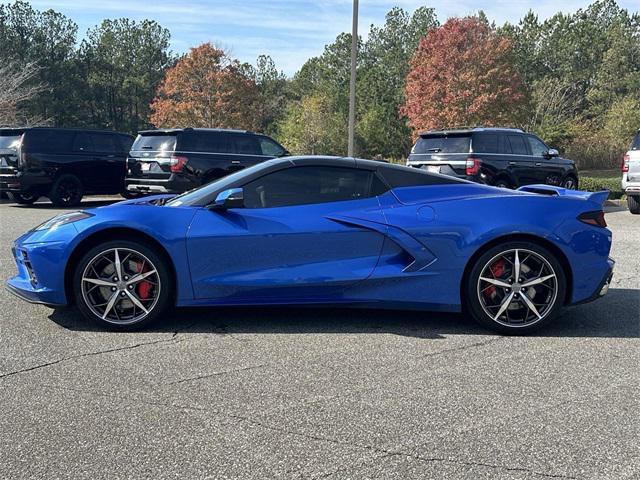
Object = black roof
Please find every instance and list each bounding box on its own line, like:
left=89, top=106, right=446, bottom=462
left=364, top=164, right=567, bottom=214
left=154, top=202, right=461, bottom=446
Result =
left=0, top=126, right=133, bottom=136
left=419, top=127, right=524, bottom=136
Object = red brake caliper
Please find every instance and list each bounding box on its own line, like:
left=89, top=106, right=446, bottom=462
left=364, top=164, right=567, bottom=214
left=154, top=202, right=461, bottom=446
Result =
left=135, top=261, right=152, bottom=300
left=484, top=259, right=505, bottom=300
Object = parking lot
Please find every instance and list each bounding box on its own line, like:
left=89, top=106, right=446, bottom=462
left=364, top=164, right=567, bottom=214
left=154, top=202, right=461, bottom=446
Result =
left=0, top=197, right=637, bottom=479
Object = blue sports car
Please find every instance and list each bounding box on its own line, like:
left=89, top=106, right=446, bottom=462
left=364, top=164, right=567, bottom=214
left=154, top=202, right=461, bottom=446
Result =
left=6, top=156, right=614, bottom=334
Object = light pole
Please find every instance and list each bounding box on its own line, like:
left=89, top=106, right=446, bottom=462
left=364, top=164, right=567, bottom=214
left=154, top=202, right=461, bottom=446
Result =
left=347, top=0, right=358, bottom=157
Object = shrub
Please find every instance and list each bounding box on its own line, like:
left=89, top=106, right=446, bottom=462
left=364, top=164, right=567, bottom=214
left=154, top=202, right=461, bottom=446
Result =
left=579, top=176, right=624, bottom=199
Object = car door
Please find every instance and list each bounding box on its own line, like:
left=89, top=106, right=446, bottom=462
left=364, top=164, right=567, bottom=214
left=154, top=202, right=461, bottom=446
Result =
left=526, top=134, right=564, bottom=185
left=505, top=133, right=538, bottom=186
left=229, top=134, right=266, bottom=171
left=89, top=133, right=125, bottom=193
left=186, top=165, right=386, bottom=302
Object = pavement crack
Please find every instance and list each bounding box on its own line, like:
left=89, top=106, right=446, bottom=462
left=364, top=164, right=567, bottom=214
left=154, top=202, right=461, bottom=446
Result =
left=168, top=363, right=267, bottom=385
left=0, top=336, right=182, bottom=380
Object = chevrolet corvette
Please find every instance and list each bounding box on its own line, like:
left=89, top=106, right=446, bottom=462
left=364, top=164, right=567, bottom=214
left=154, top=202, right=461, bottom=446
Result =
left=6, top=156, right=614, bottom=334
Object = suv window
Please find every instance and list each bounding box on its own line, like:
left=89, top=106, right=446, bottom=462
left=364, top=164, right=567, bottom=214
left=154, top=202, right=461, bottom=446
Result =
left=631, top=132, right=640, bottom=150
left=182, top=132, right=233, bottom=153
left=507, top=134, right=529, bottom=155
left=259, top=137, right=285, bottom=156
left=233, top=135, right=261, bottom=155
left=472, top=134, right=498, bottom=153
left=25, top=129, right=74, bottom=153
left=243, top=166, right=375, bottom=208
left=132, top=134, right=177, bottom=152
left=90, top=133, right=119, bottom=153
left=413, top=135, right=471, bottom=154
left=72, top=133, right=93, bottom=152
left=0, top=134, right=22, bottom=150
left=527, top=135, right=549, bottom=157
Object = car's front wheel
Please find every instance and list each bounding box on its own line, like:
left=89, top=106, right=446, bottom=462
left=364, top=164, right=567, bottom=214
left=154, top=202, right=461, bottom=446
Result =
left=465, top=242, right=566, bottom=334
left=72, top=240, right=171, bottom=330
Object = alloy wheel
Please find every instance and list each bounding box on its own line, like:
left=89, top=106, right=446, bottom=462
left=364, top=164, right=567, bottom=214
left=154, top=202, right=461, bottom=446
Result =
left=477, top=248, right=558, bottom=327
left=81, top=248, right=161, bottom=325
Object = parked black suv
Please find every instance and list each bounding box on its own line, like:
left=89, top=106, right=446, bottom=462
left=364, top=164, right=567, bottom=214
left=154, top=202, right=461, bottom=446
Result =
left=125, top=128, right=288, bottom=194
left=407, top=127, right=578, bottom=189
left=0, top=127, right=134, bottom=206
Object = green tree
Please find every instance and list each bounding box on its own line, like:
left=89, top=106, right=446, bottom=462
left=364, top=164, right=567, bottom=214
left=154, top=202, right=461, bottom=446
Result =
left=79, top=18, right=173, bottom=132
left=0, top=1, right=77, bottom=125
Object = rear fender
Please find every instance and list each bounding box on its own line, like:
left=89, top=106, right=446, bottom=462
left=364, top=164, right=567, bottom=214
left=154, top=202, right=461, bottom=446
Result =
left=517, top=185, right=609, bottom=207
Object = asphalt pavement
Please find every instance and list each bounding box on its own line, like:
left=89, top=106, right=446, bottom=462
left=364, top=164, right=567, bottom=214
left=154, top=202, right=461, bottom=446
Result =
left=0, top=197, right=638, bottom=479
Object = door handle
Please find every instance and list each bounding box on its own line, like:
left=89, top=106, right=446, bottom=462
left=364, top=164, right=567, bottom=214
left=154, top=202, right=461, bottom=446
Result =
left=535, top=162, right=542, bottom=167
left=508, top=161, right=517, bottom=166
left=231, top=160, right=240, bottom=164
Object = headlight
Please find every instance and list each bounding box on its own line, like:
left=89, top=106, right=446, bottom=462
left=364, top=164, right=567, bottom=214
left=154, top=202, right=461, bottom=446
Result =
left=34, top=211, right=94, bottom=231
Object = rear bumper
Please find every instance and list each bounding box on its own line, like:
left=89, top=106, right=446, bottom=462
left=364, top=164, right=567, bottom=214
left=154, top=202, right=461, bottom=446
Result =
left=572, top=258, right=614, bottom=306
left=125, top=174, right=198, bottom=194
left=0, top=172, right=52, bottom=194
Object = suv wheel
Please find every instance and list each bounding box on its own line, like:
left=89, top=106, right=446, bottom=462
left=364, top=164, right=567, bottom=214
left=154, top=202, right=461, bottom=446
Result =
left=628, top=195, right=640, bottom=215
left=11, top=192, right=39, bottom=205
left=49, top=174, right=83, bottom=207
left=465, top=242, right=566, bottom=334
left=493, top=178, right=512, bottom=189
left=72, top=240, right=171, bottom=330
left=561, top=176, right=578, bottom=190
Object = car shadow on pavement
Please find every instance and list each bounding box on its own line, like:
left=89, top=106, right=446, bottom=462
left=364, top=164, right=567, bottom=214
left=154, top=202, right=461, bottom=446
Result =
left=49, top=288, right=639, bottom=339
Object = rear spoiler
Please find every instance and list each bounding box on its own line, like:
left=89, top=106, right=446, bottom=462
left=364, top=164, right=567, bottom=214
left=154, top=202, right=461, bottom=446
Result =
left=517, top=184, right=609, bottom=206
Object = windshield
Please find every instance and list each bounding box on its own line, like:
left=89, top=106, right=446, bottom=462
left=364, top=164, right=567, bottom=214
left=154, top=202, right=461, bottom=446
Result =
left=131, top=134, right=177, bottom=153
left=412, top=134, right=471, bottom=154
left=166, top=160, right=279, bottom=207
left=0, top=135, right=22, bottom=150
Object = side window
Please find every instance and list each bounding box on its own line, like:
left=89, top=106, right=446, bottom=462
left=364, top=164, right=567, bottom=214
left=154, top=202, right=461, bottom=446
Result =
left=119, top=135, right=134, bottom=152
left=26, top=130, right=74, bottom=153
left=90, top=133, right=118, bottom=153
left=507, top=135, right=529, bottom=155
left=234, top=135, right=261, bottom=155
left=527, top=135, right=549, bottom=157
left=377, top=165, right=461, bottom=187
left=259, top=137, right=285, bottom=156
left=242, top=166, right=375, bottom=208
left=72, top=133, right=94, bottom=152
left=472, top=134, right=498, bottom=153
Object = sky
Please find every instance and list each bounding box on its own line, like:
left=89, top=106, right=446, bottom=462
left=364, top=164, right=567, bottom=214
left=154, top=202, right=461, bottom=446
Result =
left=26, top=0, right=640, bottom=76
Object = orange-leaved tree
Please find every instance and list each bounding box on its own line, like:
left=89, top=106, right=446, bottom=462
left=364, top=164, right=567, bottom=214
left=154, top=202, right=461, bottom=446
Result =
left=150, top=43, right=262, bottom=130
left=401, top=17, right=525, bottom=135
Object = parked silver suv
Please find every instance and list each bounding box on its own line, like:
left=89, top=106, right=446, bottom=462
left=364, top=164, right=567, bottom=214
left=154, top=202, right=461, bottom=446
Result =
left=622, top=130, right=640, bottom=214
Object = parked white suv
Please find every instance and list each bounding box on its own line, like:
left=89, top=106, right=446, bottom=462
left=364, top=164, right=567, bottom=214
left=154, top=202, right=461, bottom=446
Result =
left=622, top=130, right=640, bottom=214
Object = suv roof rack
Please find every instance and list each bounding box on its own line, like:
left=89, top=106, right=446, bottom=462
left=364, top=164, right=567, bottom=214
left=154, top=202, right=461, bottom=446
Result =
left=420, top=126, right=525, bottom=135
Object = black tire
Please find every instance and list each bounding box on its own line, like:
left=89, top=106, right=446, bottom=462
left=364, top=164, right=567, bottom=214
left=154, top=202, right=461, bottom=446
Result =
left=465, top=241, right=567, bottom=335
left=10, top=191, right=39, bottom=204
left=493, top=178, right=512, bottom=189
left=49, top=174, right=83, bottom=207
left=561, top=175, right=578, bottom=190
left=628, top=195, right=640, bottom=214
left=72, top=240, right=172, bottom=330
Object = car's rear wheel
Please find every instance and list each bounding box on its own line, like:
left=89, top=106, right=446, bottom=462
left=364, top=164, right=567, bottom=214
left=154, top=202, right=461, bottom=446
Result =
left=11, top=191, right=39, bottom=204
left=72, top=240, right=171, bottom=330
left=465, top=242, right=566, bottom=334
left=49, top=174, right=83, bottom=207
left=628, top=195, right=640, bottom=214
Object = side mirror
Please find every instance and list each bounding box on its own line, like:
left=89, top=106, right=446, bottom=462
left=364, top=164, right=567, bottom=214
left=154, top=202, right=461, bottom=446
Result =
left=546, top=148, right=559, bottom=158
left=209, top=188, right=244, bottom=210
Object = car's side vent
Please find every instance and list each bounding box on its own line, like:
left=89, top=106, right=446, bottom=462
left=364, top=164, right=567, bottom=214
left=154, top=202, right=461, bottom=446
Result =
left=518, top=186, right=559, bottom=196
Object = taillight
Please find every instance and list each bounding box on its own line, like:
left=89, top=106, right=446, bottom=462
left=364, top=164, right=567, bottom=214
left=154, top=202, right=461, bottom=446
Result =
left=170, top=155, right=187, bottom=173
left=466, top=157, right=481, bottom=176
left=621, top=154, right=630, bottom=172
left=578, top=211, right=607, bottom=228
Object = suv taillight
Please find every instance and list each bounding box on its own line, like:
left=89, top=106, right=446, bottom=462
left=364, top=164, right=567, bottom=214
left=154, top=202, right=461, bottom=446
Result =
left=466, top=157, right=481, bottom=176
left=578, top=211, right=607, bottom=228
left=170, top=155, right=187, bottom=173
left=621, top=154, right=630, bottom=172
